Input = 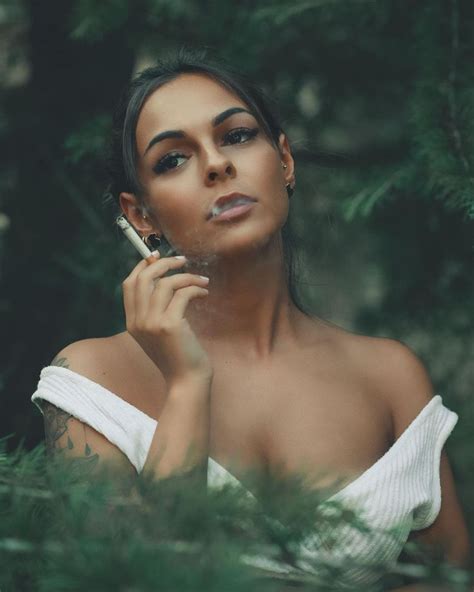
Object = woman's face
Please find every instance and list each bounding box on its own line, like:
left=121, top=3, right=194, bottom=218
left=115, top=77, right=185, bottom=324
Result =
left=121, top=73, right=294, bottom=260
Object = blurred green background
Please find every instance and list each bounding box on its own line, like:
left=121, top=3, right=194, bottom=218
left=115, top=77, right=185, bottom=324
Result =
left=0, top=0, right=472, bottom=531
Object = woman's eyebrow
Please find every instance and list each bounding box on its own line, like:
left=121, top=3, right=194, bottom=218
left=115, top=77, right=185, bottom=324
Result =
left=143, top=107, right=255, bottom=156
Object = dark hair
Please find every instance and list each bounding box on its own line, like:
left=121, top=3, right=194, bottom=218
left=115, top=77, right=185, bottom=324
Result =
left=105, top=46, right=308, bottom=315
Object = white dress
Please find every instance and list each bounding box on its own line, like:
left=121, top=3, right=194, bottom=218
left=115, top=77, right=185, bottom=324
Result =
left=31, top=365, right=459, bottom=588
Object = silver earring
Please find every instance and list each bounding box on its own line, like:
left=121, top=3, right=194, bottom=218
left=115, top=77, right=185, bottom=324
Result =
left=281, top=162, right=288, bottom=169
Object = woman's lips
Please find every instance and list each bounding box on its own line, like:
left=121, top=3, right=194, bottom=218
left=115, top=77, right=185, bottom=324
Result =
left=208, top=201, right=256, bottom=222
left=207, top=192, right=257, bottom=220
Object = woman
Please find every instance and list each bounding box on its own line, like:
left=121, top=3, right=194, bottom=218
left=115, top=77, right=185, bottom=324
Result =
left=32, top=48, right=470, bottom=587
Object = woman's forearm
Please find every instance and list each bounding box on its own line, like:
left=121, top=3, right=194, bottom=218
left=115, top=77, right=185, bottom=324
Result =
left=141, top=374, right=212, bottom=481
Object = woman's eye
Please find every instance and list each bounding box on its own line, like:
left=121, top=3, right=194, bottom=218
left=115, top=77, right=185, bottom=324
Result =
left=153, top=152, right=188, bottom=175
left=152, top=128, right=258, bottom=175
left=224, top=127, right=259, bottom=145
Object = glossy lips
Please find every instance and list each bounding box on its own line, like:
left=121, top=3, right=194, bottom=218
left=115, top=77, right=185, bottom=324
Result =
left=210, top=201, right=255, bottom=221
left=207, top=192, right=257, bottom=220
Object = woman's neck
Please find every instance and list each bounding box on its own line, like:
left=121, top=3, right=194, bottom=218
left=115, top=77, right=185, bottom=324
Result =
left=185, top=237, right=310, bottom=362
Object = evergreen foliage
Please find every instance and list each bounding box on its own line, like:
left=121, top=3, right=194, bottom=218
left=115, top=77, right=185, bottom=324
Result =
left=0, top=0, right=473, bottom=587
left=0, top=437, right=470, bottom=591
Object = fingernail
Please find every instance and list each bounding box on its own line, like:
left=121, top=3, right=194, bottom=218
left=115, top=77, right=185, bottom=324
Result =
left=175, top=255, right=186, bottom=260
left=151, top=250, right=160, bottom=257
left=199, top=276, right=209, bottom=282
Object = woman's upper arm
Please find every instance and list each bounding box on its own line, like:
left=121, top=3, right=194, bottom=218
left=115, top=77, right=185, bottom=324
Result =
left=374, top=338, right=471, bottom=568
left=41, top=339, right=137, bottom=478
left=408, top=450, right=471, bottom=568
left=41, top=399, right=136, bottom=478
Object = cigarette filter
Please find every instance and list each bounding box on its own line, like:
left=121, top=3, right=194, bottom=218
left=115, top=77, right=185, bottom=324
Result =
left=116, top=215, right=157, bottom=264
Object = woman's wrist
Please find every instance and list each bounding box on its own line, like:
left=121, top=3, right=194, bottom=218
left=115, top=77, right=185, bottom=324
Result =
left=166, top=371, right=213, bottom=399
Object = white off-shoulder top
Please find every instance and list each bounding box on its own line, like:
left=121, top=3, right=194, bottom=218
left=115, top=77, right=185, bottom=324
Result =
left=31, top=365, right=459, bottom=588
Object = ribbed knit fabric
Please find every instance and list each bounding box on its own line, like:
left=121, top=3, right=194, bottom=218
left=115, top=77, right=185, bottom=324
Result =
left=31, top=367, right=246, bottom=487
left=31, top=365, right=459, bottom=587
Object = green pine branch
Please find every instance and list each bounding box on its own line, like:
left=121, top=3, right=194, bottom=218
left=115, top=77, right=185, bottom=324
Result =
left=0, top=438, right=470, bottom=592
left=410, top=0, right=474, bottom=219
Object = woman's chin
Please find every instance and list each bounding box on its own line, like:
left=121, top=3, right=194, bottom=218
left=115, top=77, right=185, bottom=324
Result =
left=176, top=216, right=285, bottom=263
left=196, top=237, right=280, bottom=265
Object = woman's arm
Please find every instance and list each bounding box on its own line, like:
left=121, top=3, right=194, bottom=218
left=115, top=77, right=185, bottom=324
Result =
left=407, top=450, right=471, bottom=568
left=373, top=339, right=471, bottom=589
left=44, top=339, right=212, bottom=485
left=140, top=372, right=212, bottom=480
left=41, top=399, right=137, bottom=478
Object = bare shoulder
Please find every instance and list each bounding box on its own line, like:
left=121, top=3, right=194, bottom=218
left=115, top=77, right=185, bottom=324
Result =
left=50, top=332, right=166, bottom=419
left=323, top=325, right=470, bottom=564
left=49, top=335, right=122, bottom=399
left=43, top=333, right=146, bottom=476
left=51, top=333, right=125, bottom=381
left=337, top=329, right=436, bottom=437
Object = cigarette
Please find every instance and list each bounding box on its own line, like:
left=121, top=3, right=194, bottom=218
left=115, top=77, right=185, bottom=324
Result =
left=116, top=215, right=157, bottom=265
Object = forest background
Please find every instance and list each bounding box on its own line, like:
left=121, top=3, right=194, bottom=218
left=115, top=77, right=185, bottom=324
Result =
left=0, top=0, right=473, bottom=579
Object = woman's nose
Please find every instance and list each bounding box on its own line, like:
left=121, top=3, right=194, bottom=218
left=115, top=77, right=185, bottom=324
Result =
left=204, top=149, right=236, bottom=185
left=208, top=164, right=234, bottom=182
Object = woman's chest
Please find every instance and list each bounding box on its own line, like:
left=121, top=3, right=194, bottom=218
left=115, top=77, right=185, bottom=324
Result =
left=206, top=357, right=394, bottom=493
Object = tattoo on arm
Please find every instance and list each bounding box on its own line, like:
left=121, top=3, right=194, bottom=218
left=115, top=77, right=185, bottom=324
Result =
left=50, top=356, right=70, bottom=369
left=42, top=401, right=73, bottom=453
left=41, top=401, right=99, bottom=461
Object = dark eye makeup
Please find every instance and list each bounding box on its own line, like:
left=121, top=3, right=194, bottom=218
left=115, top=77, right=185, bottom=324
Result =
left=152, top=126, right=259, bottom=175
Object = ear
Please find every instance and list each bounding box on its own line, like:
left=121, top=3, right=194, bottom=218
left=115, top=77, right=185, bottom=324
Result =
left=119, top=192, right=162, bottom=236
left=277, top=132, right=295, bottom=188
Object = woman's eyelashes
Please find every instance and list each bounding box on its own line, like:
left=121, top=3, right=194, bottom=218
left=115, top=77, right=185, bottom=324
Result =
left=152, top=127, right=259, bottom=175
left=225, top=126, right=259, bottom=145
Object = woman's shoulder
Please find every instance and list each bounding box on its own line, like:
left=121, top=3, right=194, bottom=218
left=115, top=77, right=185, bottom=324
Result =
left=333, top=328, right=437, bottom=439
left=49, top=332, right=166, bottom=420
left=50, top=332, right=131, bottom=383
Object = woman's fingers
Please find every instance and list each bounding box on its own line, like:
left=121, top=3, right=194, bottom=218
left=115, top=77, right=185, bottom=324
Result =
left=121, top=252, right=213, bottom=380
left=136, top=272, right=209, bottom=327
left=122, top=253, right=163, bottom=329
left=134, top=257, right=187, bottom=322
left=165, top=285, right=210, bottom=320
left=122, top=257, right=153, bottom=329
left=123, top=254, right=209, bottom=328
left=147, top=273, right=208, bottom=326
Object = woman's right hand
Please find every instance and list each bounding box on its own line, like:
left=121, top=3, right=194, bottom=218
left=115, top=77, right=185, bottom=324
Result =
left=122, top=252, right=213, bottom=386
